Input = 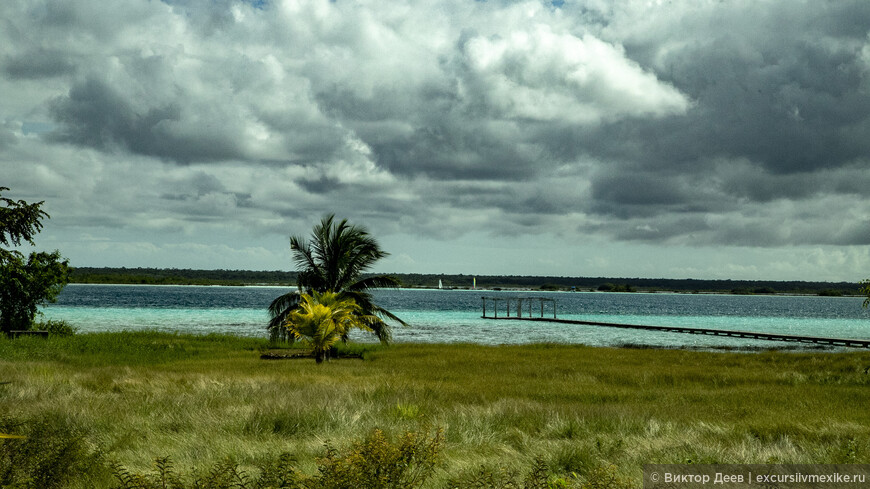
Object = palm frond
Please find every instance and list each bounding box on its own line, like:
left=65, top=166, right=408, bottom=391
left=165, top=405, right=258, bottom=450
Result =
left=347, top=274, right=402, bottom=292
left=268, top=290, right=300, bottom=322
left=290, top=236, right=322, bottom=285
left=286, top=292, right=376, bottom=360
left=359, top=314, right=392, bottom=343
left=341, top=290, right=406, bottom=337
left=267, top=290, right=300, bottom=342
left=335, top=231, right=387, bottom=288
left=369, top=303, right=409, bottom=328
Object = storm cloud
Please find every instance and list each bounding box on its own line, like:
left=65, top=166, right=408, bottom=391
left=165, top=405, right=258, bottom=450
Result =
left=2, top=0, right=870, bottom=280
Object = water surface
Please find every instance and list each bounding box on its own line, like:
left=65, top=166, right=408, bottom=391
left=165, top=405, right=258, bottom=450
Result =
left=41, top=285, right=870, bottom=350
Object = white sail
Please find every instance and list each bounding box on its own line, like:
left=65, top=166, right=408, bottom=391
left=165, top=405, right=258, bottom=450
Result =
left=438, top=279, right=443, bottom=289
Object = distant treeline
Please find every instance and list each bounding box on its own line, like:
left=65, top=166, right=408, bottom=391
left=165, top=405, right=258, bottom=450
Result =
left=398, top=273, right=861, bottom=295
left=71, top=267, right=298, bottom=286
left=69, top=267, right=862, bottom=295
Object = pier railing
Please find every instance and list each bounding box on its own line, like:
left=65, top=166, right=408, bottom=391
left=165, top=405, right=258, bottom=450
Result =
left=481, top=296, right=556, bottom=319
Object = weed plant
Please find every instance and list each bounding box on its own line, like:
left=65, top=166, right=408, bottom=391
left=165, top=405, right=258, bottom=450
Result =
left=2, top=332, right=870, bottom=487
left=0, top=414, right=107, bottom=488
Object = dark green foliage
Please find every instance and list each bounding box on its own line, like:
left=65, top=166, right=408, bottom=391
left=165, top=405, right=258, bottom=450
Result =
left=0, top=187, right=47, bottom=260
left=111, top=457, right=186, bottom=489
left=818, top=289, right=844, bottom=297
left=752, top=287, right=777, bottom=295
left=731, top=287, right=777, bottom=295
left=37, top=319, right=78, bottom=336
left=111, top=455, right=303, bottom=489
left=0, top=249, right=71, bottom=334
left=861, top=279, right=870, bottom=308
left=0, top=187, right=71, bottom=334
left=596, top=284, right=635, bottom=293
left=269, top=215, right=406, bottom=343
left=446, top=456, right=551, bottom=489
left=0, top=416, right=106, bottom=488
left=189, top=459, right=256, bottom=489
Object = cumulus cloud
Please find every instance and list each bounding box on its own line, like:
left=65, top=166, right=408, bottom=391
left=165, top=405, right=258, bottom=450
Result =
left=3, top=0, right=870, bottom=279
left=457, top=24, right=690, bottom=123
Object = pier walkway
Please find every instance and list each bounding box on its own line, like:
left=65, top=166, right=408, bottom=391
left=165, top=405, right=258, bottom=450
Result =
left=481, top=296, right=870, bottom=349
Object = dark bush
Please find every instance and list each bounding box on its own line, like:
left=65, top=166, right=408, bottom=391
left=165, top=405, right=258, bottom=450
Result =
left=818, top=289, right=844, bottom=297
left=37, top=319, right=78, bottom=336
left=598, top=284, right=635, bottom=293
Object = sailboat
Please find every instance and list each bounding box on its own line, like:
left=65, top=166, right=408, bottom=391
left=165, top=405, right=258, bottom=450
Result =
left=438, top=279, right=443, bottom=289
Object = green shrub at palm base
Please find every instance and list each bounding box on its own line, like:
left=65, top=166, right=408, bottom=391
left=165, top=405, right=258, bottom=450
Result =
left=284, top=292, right=377, bottom=363
left=34, top=319, right=78, bottom=337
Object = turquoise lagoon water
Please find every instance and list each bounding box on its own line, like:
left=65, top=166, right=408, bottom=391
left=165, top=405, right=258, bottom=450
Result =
left=39, top=285, right=870, bottom=350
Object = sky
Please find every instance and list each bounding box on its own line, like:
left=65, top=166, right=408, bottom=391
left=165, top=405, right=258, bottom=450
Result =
left=2, top=0, right=870, bottom=282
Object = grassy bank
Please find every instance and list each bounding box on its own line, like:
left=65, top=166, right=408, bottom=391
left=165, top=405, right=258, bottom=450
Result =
left=2, top=332, right=870, bottom=487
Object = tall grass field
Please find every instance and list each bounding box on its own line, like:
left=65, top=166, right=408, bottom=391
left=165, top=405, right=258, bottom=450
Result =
left=2, top=331, right=870, bottom=487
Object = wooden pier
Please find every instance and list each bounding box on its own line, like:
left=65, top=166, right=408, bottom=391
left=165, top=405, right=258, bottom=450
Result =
left=481, top=296, right=557, bottom=319
left=481, top=296, right=870, bottom=349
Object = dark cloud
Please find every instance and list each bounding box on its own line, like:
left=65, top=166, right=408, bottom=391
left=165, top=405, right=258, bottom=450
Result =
left=47, top=77, right=245, bottom=162
left=2, top=50, right=76, bottom=80
left=534, top=0, right=870, bottom=246
left=584, top=214, right=713, bottom=244
left=160, top=171, right=226, bottom=200
left=297, top=174, right=345, bottom=194
left=600, top=2, right=870, bottom=176
left=0, top=122, right=17, bottom=150
left=373, top=120, right=549, bottom=181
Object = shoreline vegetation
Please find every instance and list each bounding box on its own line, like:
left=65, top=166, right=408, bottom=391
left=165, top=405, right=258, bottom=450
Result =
left=2, top=331, right=870, bottom=488
left=69, top=267, right=861, bottom=296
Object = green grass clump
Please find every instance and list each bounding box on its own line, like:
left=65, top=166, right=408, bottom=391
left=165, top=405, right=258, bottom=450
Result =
left=2, top=332, right=870, bottom=487
left=110, top=428, right=442, bottom=489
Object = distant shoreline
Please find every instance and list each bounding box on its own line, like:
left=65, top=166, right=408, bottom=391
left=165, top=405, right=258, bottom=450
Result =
left=68, top=266, right=862, bottom=296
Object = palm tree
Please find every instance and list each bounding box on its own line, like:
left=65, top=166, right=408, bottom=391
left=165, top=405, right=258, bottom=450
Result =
left=285, top=291, right=375, bottom=363
left=268, top=215, right=406, bottom=343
